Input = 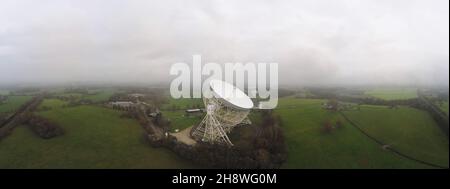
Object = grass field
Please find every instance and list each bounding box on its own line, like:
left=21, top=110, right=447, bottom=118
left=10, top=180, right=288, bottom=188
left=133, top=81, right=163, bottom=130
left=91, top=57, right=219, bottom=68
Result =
left=82, top=89, right=116, bottom=102
left=162, top=110, right=203, bottom=132
left=161, top=97, right=203, bottom=110
left=344, top=105, right=449, bottom=167
left=0, top=96, right=32, bottom=113
left=274, top=97, right=443, bottom=168
left=160, top=97, right=204, bottom=132
left=0, top=99, right=198, bottom=168
left=437, top=101, right=449, bottom=115
left=36, top=98, right=67, bottom=111
left=364, top=88, right=418, bottom=100
left=2, top=91, right=447, bottom=169
left=158, top=96, right=448, bottom=168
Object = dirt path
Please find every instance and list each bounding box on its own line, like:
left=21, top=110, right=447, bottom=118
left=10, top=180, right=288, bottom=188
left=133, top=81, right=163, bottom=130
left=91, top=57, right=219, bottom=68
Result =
left=170, top=126, right=197, bottom=146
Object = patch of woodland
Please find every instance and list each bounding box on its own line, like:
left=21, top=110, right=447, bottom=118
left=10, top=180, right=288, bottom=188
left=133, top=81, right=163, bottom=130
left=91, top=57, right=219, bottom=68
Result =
left=162, top=110, right=288, bottom=169
left=22, top=113, right=64, bottom=139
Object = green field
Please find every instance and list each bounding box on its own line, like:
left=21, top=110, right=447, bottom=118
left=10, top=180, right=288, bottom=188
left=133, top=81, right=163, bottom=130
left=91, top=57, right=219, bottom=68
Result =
left=275, top=97, right=445, bottom=168
left=154, top=96, right=448, bottom=168
left=159, top=97, right=448, bottom=168
left=160, top=97, right=204, bottom=132
left=344, top=105, right=449, bottom=167
left=161, top=97, right=203, bottom=110
left=82, top=89, right=116, bottom=102
left=365, top=88, right=418, bottom=100
left=437, top=101, right=449, bottom=115
left=1, top=91, right=448, bottom=169
left=0, top=99, right=198, bottom=168
left=162, top=110, right=203, bottom=132
left=0, top=96, right=32, bottom=113
left=37, top=98, right=67, bottom=109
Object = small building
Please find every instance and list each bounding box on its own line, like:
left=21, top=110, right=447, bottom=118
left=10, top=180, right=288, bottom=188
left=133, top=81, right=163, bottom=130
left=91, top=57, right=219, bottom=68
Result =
left=185, top=109, right=203, bottom=113
left=185, top=108, right=203, bottom=117
left=322, top=99, right=339, bottom=111
left=111, top=101, right=135, bottom=110
left=322, top=103, right=334, bottom=110
left=111, top=101, right=134, bottom=106
left=149, top=111, right=161, bottom=118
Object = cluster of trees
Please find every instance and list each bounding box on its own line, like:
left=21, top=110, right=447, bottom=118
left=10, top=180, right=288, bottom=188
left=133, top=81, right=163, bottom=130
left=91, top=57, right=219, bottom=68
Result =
left=321, top=120, right=344, bottom=134
left=23, top=113, right=64, bottom=139
left=250, top=110, right=287, bottom=167
left=414, top=94, right=449, bottom=136
left=312, top=89, right=448, bottom=137
left=115, top=102, right=169, bottom=130
left=123, top=106, right=166, bottom=137
left=424, top=94, right=449, bottom=110
left=129, top=108, right=148, bottom=126
left=167, top=110, right=287, bottom=168
left=52, top=94, right=95, bottom=107
left=152, top=112, right=170, bottom=130
left=54, top=95, right=79, bottom=102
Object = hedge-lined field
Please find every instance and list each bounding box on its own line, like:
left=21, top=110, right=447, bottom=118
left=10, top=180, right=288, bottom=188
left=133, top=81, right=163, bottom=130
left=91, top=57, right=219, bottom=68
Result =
left=344, top=105, right=449, bottom=167
left=1, top=90, right=447, bottom=169
left=0, top=99, right=197, bottom=168
left=0, top=96, right=32, bottom=113
left=275, top=97, right=445, bottom=168
left=364, top=88, right=418, bottom=100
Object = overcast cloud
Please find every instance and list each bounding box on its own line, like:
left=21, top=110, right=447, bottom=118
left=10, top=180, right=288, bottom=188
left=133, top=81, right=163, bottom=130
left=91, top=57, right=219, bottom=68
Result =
left=0, top=0, right=448, bottom=87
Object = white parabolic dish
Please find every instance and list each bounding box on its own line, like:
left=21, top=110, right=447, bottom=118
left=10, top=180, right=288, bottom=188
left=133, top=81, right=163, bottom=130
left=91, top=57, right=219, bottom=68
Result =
left=209, top=80, right=254, bottom=109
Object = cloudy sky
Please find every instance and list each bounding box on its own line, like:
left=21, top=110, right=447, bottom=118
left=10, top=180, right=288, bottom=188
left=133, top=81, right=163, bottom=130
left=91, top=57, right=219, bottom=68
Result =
left=0, top=0, right=448, bottom=87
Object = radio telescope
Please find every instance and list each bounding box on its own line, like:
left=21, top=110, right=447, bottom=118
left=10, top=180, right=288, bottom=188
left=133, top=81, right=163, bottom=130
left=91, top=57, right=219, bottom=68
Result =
left=190, top=80, right=254, bottom=146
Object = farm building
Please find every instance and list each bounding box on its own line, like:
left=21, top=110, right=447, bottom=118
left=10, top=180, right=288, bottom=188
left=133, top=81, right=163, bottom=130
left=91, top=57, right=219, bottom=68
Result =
left=322, top=99, right=339, bottom=111
left=185, top=108, right=202, bottom=113
left=111, top=101, right=135, bottom=110
left=149, top=109, right=161, bottom=118
left=185, top=108, right=203, bottom=117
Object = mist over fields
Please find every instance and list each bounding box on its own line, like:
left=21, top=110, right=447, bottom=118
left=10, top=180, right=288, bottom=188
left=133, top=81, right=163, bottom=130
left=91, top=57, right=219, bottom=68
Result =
left=0, top=0, right=448, bottom=87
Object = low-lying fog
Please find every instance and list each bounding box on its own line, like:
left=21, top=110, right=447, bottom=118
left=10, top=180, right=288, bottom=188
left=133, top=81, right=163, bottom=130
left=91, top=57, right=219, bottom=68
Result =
left=0, top=0, right=448, bottom=87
